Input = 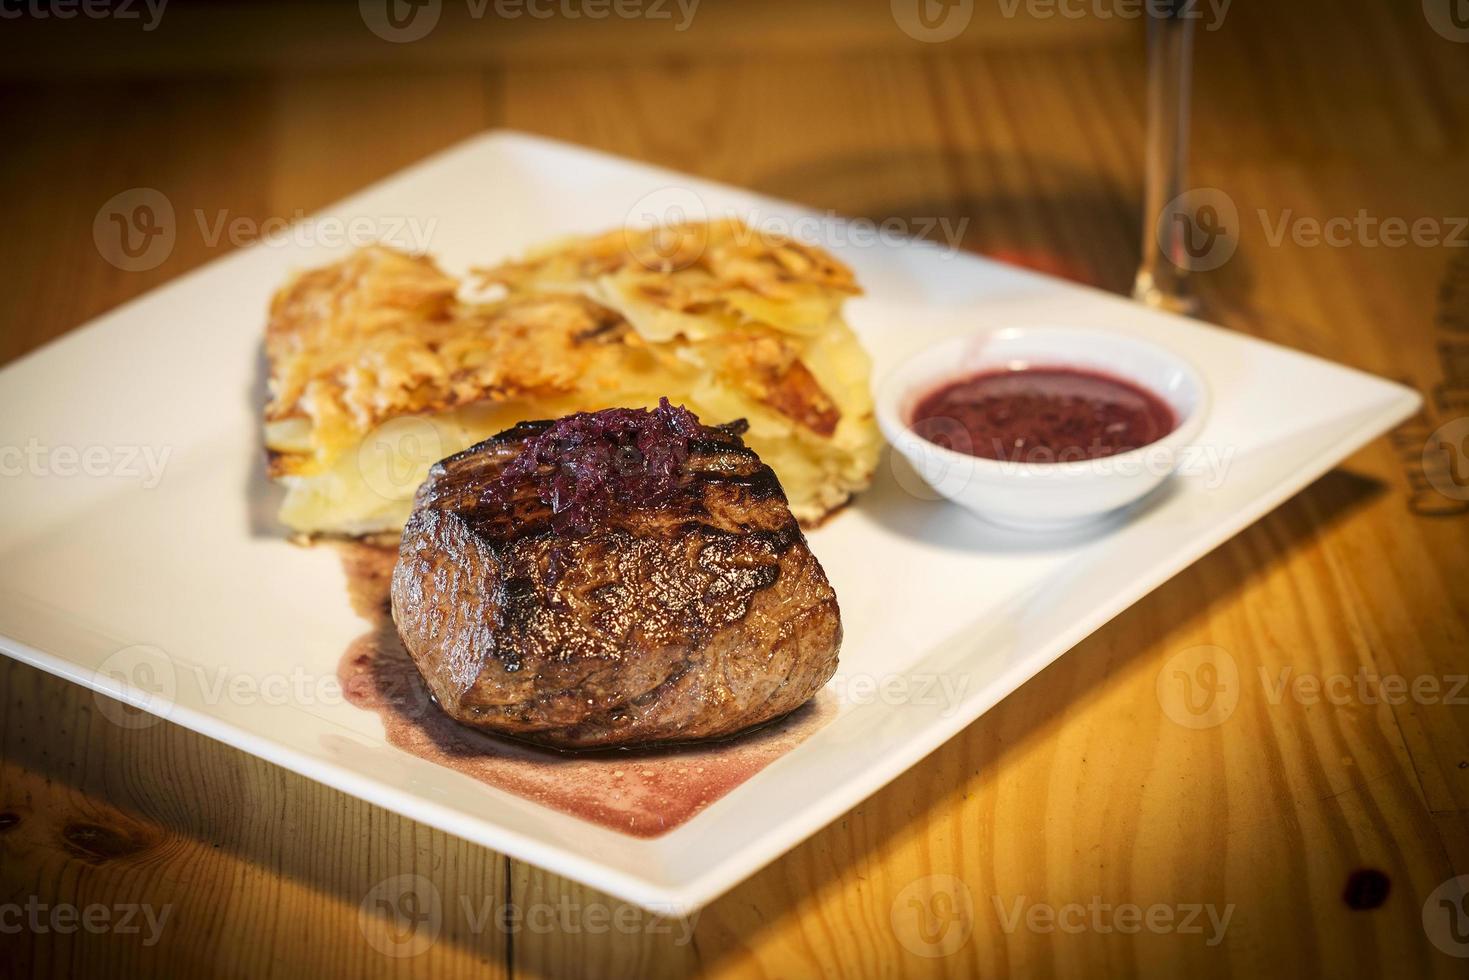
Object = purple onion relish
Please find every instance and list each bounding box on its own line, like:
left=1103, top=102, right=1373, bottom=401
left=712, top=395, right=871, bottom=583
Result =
left=486, top=398, right=704, bottom=534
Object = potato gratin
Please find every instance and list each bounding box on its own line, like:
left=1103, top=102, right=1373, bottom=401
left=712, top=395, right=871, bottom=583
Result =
left=263, top=221, right=880, bottom=536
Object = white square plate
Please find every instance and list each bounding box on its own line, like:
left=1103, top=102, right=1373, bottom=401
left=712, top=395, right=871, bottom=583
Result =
left=0, top=132, right=1419, bottom=912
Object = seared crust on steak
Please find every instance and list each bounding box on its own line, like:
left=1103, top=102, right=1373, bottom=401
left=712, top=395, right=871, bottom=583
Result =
left=389, top=419, right=841, bottom=749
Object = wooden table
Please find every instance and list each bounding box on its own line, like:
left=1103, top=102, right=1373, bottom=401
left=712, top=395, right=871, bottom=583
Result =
left=3, top=1, right=1467, bottom=976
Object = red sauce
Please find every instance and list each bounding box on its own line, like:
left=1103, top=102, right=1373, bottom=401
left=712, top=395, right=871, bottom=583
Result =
left=911, top=367, right=1176, bottom=463
left=332, top=544, right=834, bottom=838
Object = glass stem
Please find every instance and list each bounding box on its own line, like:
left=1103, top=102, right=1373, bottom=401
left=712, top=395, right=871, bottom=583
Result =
left=1133, top=7, right=1198, bottom=313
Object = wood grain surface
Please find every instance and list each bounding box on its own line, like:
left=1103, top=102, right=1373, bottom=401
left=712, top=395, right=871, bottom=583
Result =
left=2, top=1, right=1468, bottom=976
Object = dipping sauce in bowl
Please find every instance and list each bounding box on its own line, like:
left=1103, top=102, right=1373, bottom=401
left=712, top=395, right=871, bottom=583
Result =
left=875, top=325, right=1211, bottom=528
left=910, top=367, right=1177, bottom=463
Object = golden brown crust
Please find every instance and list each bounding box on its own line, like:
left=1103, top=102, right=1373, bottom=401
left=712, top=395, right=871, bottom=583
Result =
left=264, top=246, right=628, bottom=476
left=475, top=218, right=861, bottom=310
left=474, top=220, right=865, bottom=440
left=262, top=223, right=880, bottom=532
left=265, top=246, right=458, bottom=426
left=754, top=359, right=841, bottom=438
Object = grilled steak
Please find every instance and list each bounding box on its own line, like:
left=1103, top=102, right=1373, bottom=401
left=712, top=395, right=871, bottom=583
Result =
left=389, top=401, right=841, bottom=749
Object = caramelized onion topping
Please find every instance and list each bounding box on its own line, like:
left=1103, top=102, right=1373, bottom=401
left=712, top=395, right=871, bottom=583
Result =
left=486, top=398, right=705, bottom=534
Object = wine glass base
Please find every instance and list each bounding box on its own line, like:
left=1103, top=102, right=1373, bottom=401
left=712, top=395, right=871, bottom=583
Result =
left=1132, top=273, right=1199, bottom=316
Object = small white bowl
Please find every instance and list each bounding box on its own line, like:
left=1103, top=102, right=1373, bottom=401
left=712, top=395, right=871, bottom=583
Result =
left=876, top=326, right=1211, bottom=529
